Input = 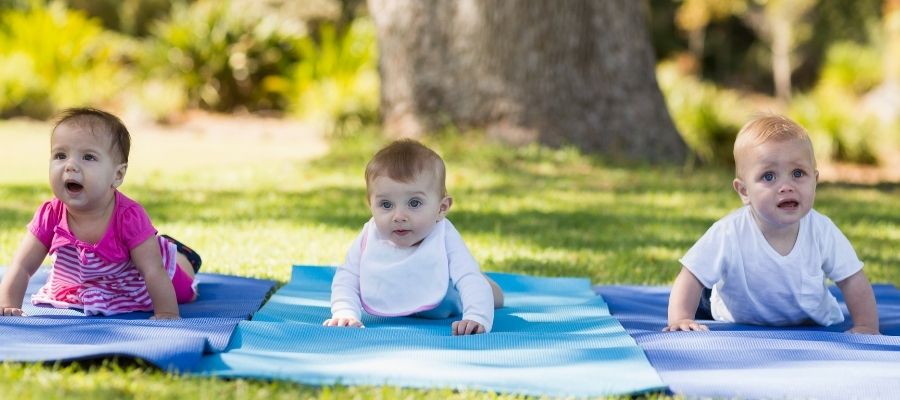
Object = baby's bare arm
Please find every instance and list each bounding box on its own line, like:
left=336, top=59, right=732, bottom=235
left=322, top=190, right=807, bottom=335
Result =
left=131, top=236, right=180, bottom=319
left=837, top=270, right=879, bottom=335
left=0, top=232, right=48, bottom=315
left=663, top=267, right=709, bottom=332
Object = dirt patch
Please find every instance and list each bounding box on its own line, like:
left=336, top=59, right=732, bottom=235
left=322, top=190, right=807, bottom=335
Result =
left=0, top=111, right=331, bottom=184
left=123, top=111, right=330, bottom=176
left=818, top=152, right=900, bottom=184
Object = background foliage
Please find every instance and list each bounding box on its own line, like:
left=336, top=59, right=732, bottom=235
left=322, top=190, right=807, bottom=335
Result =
left=1, top=0, right=898, bottom=166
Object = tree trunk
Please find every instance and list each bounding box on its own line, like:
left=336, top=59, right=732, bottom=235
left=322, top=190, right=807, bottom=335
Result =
left=367, top=0, right=686, bottom=163
left=885, top=0, right=900, bottom=84
left=771, top=18, right=793, bottom=102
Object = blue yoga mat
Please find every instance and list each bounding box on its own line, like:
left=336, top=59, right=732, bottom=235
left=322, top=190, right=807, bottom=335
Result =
left=196, top=265, right=667, bottom=397
left=0, top=267, right=275, bottom=371
left=595, top=284, right=900, bottom=399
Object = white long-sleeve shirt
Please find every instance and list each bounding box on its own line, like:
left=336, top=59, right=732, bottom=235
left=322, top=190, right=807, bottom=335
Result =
left=331, top=218, right=494, bottom=332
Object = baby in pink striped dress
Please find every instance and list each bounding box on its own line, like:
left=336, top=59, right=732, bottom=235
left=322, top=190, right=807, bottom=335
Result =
left=0, top=108, right=201, bottom=319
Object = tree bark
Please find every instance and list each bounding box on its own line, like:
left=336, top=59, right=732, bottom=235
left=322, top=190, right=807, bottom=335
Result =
left=368, top=0, right=686, bottom=163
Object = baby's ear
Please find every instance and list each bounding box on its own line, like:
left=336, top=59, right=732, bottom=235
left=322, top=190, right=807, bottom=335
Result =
left=732, top=178, right=750, bottom=205
left=438, top=196, right=453, bottom=220
left=113, top=163, right=128, bottom=188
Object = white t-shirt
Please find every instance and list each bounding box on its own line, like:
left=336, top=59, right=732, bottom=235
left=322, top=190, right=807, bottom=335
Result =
left=681, top=206, right=863, bottom=326
left=331, top=218, right=494, bottom=332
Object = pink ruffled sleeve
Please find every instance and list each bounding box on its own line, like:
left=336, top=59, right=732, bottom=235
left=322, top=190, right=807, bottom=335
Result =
left=27, top=199, right=63, bottom=249
left=116, top=201, right=158, bottom=250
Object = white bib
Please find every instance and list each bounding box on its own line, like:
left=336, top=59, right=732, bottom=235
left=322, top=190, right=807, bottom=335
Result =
left=359, top=221, right=450, bottom=316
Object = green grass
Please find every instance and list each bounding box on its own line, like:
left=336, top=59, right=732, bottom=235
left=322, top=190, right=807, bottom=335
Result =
left=1, top=123, right=898, bottom=399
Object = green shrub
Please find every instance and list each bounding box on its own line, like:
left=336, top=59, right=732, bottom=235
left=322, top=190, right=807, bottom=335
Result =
left=789, top=86, right=880, bottom=165
left=65, top=0, right=176, bottom=37
left=0, top=52, right=47, bottom=116
left=141, top=0, right=306, bottom=113
left=818, top=41, right=883, bottom=95
left=657, top=60, right=749, bottom=167
left=131, top=77, right=188, bottom=123
left=0, top=0, right=128, bottom=118
left=792, top=40, right=886, bottom=165
left=290, top=18, right=379, bottom=135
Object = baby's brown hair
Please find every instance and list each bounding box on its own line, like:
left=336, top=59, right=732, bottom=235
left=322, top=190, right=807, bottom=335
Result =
left=53, top=107, right=131, bottom=164
left=365, top=139, right=447, bottom=201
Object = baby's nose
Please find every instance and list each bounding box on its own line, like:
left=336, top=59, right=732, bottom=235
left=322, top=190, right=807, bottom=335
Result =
left=64, top=159, right=79, bottom=172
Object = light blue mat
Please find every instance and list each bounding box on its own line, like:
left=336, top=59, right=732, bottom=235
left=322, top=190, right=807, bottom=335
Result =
left=596, top=284, right=900, bottom=399
left=0, top=267, right=275, bottom=371
left=196, top=265, right=667, bottom=397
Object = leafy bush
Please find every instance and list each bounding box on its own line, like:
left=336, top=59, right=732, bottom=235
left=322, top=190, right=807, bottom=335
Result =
left=141, top=0, right=306, bottom=113
left=290, top=18, right=379, bottom=135
left=788, top=40, right=885, bottom=165
left=65, top=0, right=176, bottom=36
left=789, top=86, right=880, bottom=165
left=817, top=41, right=883, bottom=95
left=657, top=60, right=749, bottom=167
left=0, top=0, right=128, bottom=118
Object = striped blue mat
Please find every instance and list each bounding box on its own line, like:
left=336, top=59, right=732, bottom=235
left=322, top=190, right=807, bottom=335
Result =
left=595, top=284, right=900, bottom=399
left=0, top=267, right=275, bottom=371
left=196, top=265, right=666, bottom=397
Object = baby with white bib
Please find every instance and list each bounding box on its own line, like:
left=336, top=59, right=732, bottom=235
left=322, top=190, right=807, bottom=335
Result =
left=324, top=139, right=503, bottom=335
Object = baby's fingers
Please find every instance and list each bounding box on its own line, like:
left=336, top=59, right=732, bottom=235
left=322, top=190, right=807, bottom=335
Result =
left=323, top=318, right=364, bottom=328
left=1, top=308, right=26, bottom=317
left=150, top=314, right=180, bottom=320
left=663, top=320, right=709, bottom=332
left=346, top=319, right=365, bottom=328
left=452, top=320, right=486, bottom=335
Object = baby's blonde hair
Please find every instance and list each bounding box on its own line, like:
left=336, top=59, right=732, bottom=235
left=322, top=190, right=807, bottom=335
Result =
left=733, top=114, right=815, bottom=178
left=365, top=139, right=447, bottom=202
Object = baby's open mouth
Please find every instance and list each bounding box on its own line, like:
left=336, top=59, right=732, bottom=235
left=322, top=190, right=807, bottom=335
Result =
left=393, top=229, right=411, bottom=236
left=65, top=181, right=84, bottom=192
left=777, top=200, right=799, bottom=209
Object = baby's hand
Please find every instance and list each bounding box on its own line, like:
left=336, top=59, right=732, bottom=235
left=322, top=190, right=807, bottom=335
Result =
left=451, top=319, right=486, bottom=336
left=847, top=325, right=880, bottom=335
left=150, top=313, right=181, bottom=320
left=663, top=319, right=709, bottom=332
left=323, top=317, right=365, bottom=328
left=1, top=307, right=27, bottom=317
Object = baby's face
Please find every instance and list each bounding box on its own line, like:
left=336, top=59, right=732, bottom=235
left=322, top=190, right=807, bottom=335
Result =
left=733, top=137, right=817, bottom=233
left=368, top=172, right=450, bottom=248
left=49, top=122, right=126, bottom=212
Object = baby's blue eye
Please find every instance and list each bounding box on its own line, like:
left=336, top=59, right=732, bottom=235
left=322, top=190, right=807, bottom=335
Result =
left=53, top=153, right=66, bottom=160
left=379, top=200, right=393, bottom=210
left=83, top=154, right=97, bottom=161
left=762, top=172, right=775, bottom=182
left=408, top=199, right=422, bottom=208
left=792, top=169, right=804, bottom=178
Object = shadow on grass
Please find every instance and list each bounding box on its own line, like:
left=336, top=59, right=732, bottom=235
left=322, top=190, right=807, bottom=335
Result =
left=3, top=165, right=898, bottom=284
left=127, top=184, right=714, bottom=250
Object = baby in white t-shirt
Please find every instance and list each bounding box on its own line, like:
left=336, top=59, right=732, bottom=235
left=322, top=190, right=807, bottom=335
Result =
left=665, top=114, right=879, bottom=334
left=324, top=139, right=503, bottom=335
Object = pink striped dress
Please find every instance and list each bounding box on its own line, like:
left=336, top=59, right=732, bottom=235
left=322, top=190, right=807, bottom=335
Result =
left=28, top=191, right=179, bottom=316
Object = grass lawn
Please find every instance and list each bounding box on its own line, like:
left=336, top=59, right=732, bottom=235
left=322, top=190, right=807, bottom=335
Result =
left=1, top=119, right=897, bottom=399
